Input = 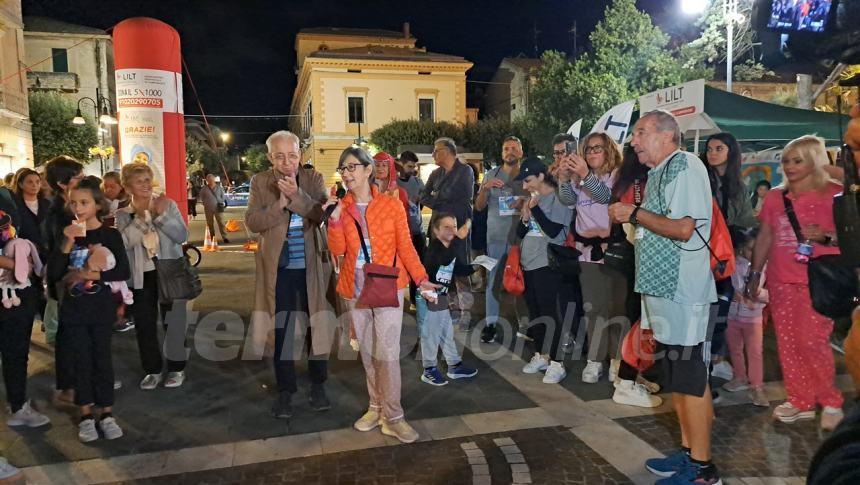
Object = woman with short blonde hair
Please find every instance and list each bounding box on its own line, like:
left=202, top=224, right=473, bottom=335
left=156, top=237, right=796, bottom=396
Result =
left=116, top=161, right=190, bottom=390
left=746, top=134, right=845, bottom=430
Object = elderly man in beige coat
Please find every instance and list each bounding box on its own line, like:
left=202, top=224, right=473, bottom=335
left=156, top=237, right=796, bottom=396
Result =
left=246, top=130, right=337, bottom=419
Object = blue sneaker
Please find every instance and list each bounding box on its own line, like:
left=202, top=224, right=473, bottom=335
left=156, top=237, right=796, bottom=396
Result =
left=646, top=450, right=690, bottom=477
left=655, top=462, right=722, bottom=485
left=447, top=363, right=478, bottom=379
left=421, top=367, right=448, bottom=386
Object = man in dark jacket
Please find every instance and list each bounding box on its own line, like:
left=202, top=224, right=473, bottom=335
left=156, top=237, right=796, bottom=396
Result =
left=420, top=138, right=475, bottom=331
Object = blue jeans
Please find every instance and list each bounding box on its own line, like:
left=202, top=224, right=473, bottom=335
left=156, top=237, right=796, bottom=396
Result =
left=416, top=292, right=428, bottom=336
left=420, top=308, right=462, bottom=368
left=485, top=241, right=511, bottom=327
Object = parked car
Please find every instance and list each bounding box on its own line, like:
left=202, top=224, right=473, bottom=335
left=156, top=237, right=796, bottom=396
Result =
left=225, top=183, right=250, bottom=206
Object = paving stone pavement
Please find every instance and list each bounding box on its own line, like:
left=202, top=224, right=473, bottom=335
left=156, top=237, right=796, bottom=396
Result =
left=103, top=426, right=631, bottom=485
left=615, top=398, right=857, bottom=479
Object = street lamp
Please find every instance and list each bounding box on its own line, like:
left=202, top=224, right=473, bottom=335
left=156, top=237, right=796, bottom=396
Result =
left=71, top=88, right=117, bottom=174
left=683, top=0, right=740, bottom=93
left=219, top=132, right=231, bottom=144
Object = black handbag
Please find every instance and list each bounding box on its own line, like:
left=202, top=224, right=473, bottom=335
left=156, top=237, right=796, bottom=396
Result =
left=603, top=179, right=641, bottom=278
left=782, top=191, right=859, bottom=319
left=155, top=257, right=203, bottom=302
left=547, top=242, right=581, bottom=277
left=834, top=145, right=860, bottom=267
left=604, top=227, right=635, bottom=278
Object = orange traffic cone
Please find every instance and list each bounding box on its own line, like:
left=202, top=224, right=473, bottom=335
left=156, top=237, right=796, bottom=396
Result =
left=202, top=227, right=214, bottom=252
left=211, top=237, right=219, bottom=252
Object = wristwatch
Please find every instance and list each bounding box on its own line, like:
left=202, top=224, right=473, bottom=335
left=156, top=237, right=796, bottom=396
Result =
left=629, top=206, right=641, bottom=225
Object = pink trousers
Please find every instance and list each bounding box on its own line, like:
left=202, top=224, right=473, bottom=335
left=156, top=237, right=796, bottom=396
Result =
left=725, top=318, right=763, bottom=388
left=770, top=283, right=843, bottom=410
left=346, top=290, right=406, bottom=423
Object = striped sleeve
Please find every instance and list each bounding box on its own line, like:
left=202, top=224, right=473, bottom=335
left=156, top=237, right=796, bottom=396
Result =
left=582, top=173, right=611, bottom=204
left=558, top=182, right=578, bottom=206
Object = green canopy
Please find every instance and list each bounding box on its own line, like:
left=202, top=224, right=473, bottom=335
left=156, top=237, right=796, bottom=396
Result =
left=703, top=86, right=849, bottom=144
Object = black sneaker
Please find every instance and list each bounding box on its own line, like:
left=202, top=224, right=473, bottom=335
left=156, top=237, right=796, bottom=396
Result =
left=271, top=391, right=292, bottom=419
left=480, top=324, right=497, bottom=343
left=309, top=385, right=331, bottom=412
left=222, top=238, right=230, bottom=244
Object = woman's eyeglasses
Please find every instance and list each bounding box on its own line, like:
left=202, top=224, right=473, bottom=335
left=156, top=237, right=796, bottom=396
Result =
left=336, top=163, right=366, bottom=174
left=583, top=145, right=605, bottom=155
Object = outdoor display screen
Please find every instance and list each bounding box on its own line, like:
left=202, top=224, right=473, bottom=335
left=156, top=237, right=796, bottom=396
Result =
left=767, top=0, right=834, bottom=33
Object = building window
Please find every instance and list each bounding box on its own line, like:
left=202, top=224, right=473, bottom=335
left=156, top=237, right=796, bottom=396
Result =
left=418, top=98, right=434, bottom=122
left=52, top=48, right=68, bottom=73
left=305, top=102, right=313, bottom=132
left=347, top=96, right=364, bottom=124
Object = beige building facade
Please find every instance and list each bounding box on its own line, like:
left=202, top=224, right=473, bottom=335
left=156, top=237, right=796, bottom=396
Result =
left=23, top=17, right=114, bottom=115
left=484, top=57, right=541, bottom=121
left=0, top=0, right=32, bottom=173
left=291, top=26, right=473, bottom=185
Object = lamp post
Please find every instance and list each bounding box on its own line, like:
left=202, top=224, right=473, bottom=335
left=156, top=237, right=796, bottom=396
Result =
left=72, top=88, right=117, bottom=174
left=682, top=0, right=741, bottom=93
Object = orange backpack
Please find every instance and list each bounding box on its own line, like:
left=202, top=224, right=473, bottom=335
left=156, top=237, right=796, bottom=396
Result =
left=704, top=199, right=736, bottom=281
left=503, top=246, right=525, bottom=296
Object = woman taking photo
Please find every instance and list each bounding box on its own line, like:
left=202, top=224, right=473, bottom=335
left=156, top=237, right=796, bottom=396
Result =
left=116, top=163, right=190, bottom=391
left=515, top=157, right=574, bottom=385
left=557, top=133, right=625, bottom=386
left=745, top=135, right=844, bottom=431
left=325, top=147, right=437, bottom=444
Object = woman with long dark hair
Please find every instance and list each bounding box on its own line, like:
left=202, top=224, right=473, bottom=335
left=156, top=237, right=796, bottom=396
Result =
left=700, top=132, right=758, bottom=395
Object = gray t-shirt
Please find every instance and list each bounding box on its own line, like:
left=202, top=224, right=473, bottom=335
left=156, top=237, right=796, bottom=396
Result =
left=520, top=192, right=573, bottom=271
left=483, top=166, right=529, bottom=245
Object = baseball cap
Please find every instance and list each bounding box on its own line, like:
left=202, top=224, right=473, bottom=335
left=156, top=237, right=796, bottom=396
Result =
left=513, top=156, right=548, bottom=181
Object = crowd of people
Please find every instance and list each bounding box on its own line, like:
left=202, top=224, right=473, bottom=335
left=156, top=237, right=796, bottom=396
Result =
left=0, top=106, right=852, bottom=484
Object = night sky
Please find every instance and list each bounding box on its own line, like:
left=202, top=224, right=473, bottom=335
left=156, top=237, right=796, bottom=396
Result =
left=24, top=0, right=683, bottom=149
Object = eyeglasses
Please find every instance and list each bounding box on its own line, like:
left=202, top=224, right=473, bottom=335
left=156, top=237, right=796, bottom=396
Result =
left=336, top=163, right=365, bottom=174
left=552, top=150, right=566, bottom=157
left=584, top=145, right=605, bottom=155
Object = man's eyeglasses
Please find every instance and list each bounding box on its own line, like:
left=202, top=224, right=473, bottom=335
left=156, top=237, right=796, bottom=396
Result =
left=336, top=163, right=366, bottom=174
left=584, top=145, right=605, bottom=155
left=552, top=150, right=566, bottom=157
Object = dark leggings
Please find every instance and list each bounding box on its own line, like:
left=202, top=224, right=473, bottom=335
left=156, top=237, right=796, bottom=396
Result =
left=524, top=267, right=566, bottom=361
left=1, top=287, right=36, bottom=411
left=132, top=270, right=187, bottom=374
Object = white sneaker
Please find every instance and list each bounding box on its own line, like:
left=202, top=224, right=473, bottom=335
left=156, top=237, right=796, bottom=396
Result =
left=7, top=401, right=50, bottom=428
left=522, top=353, right=549, bottom=374
left=164, top=371, right=186, bottom=388
left=140, top=373, right=162, bottom=390
left=99, top=416, right=123, bottom=440
left=542, top=361, right=567, bottom=384
left=711, top=360, right=734, bottom=381
left=612, top=380, right=662, bottom=408
left=78, top=418, right=98, bottom=442
left=581, top=360, right=603, bottom=383
left=0, top=457, right=22, bottom=481
left=608, top=359, right=620, bottom=383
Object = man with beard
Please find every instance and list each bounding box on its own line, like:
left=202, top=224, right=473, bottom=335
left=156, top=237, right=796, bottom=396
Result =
left=476, top=136, right=529, bottom=343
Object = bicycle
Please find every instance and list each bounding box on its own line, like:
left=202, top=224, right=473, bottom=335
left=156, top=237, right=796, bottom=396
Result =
left=183, top=242, right=202, bottom=267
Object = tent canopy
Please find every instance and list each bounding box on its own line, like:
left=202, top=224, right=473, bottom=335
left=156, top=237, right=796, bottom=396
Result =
left=702, top=86, right=849, bottom=144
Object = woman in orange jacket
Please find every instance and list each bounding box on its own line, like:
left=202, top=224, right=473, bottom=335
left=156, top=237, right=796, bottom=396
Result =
left=325, top=146, right=437, bottom=444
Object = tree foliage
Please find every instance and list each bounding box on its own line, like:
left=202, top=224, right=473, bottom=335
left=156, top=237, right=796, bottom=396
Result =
left=243, top=144, right=270, bottom=173
left=29, top=91, right=98, bottom=166
left=679, top=0, right=772, bottom=81
left=519, top=0, right=707, bottom=154
left=369, top=119, right=462, bottom=155
left=185, top=135, right=226, bottom=176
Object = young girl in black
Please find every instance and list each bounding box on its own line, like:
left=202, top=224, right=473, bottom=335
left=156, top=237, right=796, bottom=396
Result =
left=48, top=176, right=130, bottom=442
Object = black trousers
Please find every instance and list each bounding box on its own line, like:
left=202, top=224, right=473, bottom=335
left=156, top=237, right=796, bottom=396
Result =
left=132, top=270, right=187, bottom=374
left=55, top=314, right=76, bottom=391
left=1, top=287, right=35, bottom=411
left=274, top=268, right=328, bottom=394
left=408, top=232, right=426, bottom=304
left=523, top=267, right=566, bottom=361
left=69, top=320, right=114, bottom=407
left=709, top=278, right=733, bottom=357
